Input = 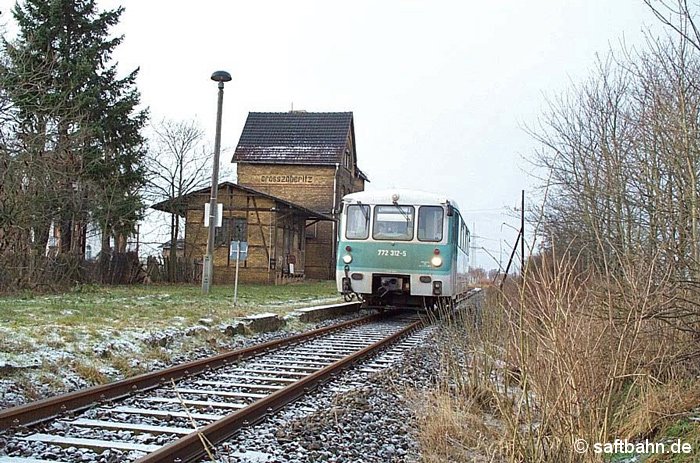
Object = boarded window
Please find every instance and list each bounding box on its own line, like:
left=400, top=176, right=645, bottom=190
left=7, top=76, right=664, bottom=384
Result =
left=283, top=226, right=292, bottom=254
left=305, top=221, right=317, bottom=239
left=297, top=222, right=304, bottom=250
left=216, top=217, right=247, bottom=246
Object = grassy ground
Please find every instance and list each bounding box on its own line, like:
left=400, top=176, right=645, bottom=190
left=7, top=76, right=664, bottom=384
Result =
left=0, top=281, right=341, bottom=401
left=0, top=280, right=340, bottom=333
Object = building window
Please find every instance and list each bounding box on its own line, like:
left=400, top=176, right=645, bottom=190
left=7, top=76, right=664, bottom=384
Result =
left=216, top=217, right=247, bottom=246
left=305, top=221, right=317, bottom=239
left=344, top=149, right=352, bottom=170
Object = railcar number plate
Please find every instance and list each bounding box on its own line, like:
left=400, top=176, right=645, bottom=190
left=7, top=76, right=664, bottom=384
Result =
left=377, top=249, right=407, bottom=257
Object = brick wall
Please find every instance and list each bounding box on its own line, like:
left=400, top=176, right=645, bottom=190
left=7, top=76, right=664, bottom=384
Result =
left=237, top=163, right=364, bottom=280
left=184, top=185, right=305, bottom=284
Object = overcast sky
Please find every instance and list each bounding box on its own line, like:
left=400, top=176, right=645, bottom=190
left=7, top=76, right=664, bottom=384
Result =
left=1, top=0, right=662, bottom=269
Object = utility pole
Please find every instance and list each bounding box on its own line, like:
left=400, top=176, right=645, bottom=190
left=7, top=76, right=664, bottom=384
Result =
left=500, top=190, right=526, bottom=288
left=202, top=70, right=232, bottom=294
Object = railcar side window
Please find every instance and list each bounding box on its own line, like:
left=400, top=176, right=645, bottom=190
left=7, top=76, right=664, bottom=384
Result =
left=373, top=205, right=414, bottom=241
left=345, top=204, right=370, bottom=239
left=418, top=206, right=444, bottom=242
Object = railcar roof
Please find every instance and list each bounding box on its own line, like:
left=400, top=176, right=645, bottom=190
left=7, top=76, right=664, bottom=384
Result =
left=343, top=189, right=460, bottom=211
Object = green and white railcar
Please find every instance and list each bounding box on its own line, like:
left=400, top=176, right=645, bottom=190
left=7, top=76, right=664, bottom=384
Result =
left=336, top=189, right=470, bottom=308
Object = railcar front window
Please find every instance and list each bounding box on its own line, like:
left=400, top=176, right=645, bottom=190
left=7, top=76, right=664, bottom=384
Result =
left=345, top=204, right=370, bottom=239
left=418, top=206, right=444, bottom=242
left=373, top=205, right=414, bottom=241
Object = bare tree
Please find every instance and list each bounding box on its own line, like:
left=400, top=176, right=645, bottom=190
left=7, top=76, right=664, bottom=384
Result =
left=530, top=25, right=700, bottom=334
left=145, top=118, right=210, bottom=281
left=645, top=0, right=700, bottom=51
left=529, top=55, right=636, bottom=265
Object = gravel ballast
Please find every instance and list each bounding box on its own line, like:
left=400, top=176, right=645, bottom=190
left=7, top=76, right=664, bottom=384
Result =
left=212, top=328, right=439, bottom=463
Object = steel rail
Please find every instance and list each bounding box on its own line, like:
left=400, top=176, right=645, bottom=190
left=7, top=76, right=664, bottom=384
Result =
left=0, top=302, right=365, bottom=430
left=135, top=318, right=424, bottom=463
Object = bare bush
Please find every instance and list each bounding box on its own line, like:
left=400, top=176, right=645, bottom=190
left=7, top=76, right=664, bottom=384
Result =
left=415, top=251, right=698, bottom=462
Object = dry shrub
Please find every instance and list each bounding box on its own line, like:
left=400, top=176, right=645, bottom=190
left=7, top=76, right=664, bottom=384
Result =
left=414, top=290, right=518, bottom=462
left=505, top=249, right=696, bottom=460
left=72, top=360, right=108, bottom=385
left=617, top=380, right=700, bottom=440
left=144, top=345, right=172, bottom=364
left=413, top=387, right=503, bottom=463
left=415, top=249, right=699, bottom=463
left=110, top=356, right=145, bottom=378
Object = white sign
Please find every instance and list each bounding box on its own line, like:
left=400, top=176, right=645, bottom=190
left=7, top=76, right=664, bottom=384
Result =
left=230, top=241, right=248, bottom=261
left=203, top=203, right=223, bottom=227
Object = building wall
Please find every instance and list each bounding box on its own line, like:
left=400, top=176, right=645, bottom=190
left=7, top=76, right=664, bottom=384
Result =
left=303, top=220, right=335, bottom=279
left=184, top=185, right=306, bottom=284
left=237, top=160, right=365, bottom=280
left=237, top=164, right=337, bottom=213
left=161, top=248, right=179, bottom=259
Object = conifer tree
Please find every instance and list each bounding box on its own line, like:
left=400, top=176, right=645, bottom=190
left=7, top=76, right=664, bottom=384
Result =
left=1, top=0, right=148, bottom=260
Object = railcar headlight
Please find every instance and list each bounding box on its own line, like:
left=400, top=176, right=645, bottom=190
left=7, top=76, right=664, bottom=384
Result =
left=430, top=255, right=443, bottom=267
left=343, top=254, right=353, bottom=264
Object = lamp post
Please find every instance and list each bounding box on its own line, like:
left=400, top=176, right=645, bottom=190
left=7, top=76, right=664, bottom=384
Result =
left=202, top=70, right=232, bottom=294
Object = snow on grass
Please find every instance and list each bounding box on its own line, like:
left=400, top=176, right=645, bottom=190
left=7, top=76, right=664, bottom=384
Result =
left=0, top=281, right=342, bottom=407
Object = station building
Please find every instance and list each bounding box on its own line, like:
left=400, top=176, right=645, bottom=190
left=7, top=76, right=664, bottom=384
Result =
left=152, top=182, right=333, bottom=284
left=152, top=111, right=367, bottom=284
left=233, top=111, right=367, bottom=280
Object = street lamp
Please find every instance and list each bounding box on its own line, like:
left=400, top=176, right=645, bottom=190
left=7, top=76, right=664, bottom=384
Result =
left=202, top=70, right=232, bottom=294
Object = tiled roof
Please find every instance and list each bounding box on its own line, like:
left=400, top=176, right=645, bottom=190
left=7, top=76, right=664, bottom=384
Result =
left=232, top=112, right=353, bottom=165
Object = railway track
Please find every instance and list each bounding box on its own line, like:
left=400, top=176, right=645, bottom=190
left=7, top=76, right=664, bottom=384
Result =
left=0, top=308, right=425, bottom=463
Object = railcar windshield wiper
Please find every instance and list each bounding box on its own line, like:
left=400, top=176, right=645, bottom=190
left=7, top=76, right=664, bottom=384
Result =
left=392, top=202, right=412, bottom=224
left=356, top=201, right=370, bottom=221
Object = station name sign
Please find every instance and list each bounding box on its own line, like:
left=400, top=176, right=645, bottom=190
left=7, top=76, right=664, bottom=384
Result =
left=259, top=174, right=314, bottom=184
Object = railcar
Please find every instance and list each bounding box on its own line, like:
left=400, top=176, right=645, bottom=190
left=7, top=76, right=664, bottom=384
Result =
left=336, top=189, right=470, bottom=309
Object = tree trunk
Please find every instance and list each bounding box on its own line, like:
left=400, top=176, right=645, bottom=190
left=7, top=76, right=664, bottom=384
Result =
left=99, top=227, right=111, bottom=283
left=59, top=219, right=72, bottom=254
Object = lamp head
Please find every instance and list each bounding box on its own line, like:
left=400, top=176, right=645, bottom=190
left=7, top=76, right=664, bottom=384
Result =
left=211, top=70, right=232, bottom=83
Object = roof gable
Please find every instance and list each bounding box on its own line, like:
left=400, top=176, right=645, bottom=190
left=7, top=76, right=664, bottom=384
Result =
left=232, top=111, right=353, bottom=165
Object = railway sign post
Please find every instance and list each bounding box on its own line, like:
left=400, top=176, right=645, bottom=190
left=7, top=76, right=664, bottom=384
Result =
left=234, top=240, right=240, bottom=305
left=230, top=240, right=247, bottom=306
left=203, top=203, right=223, bottom=227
